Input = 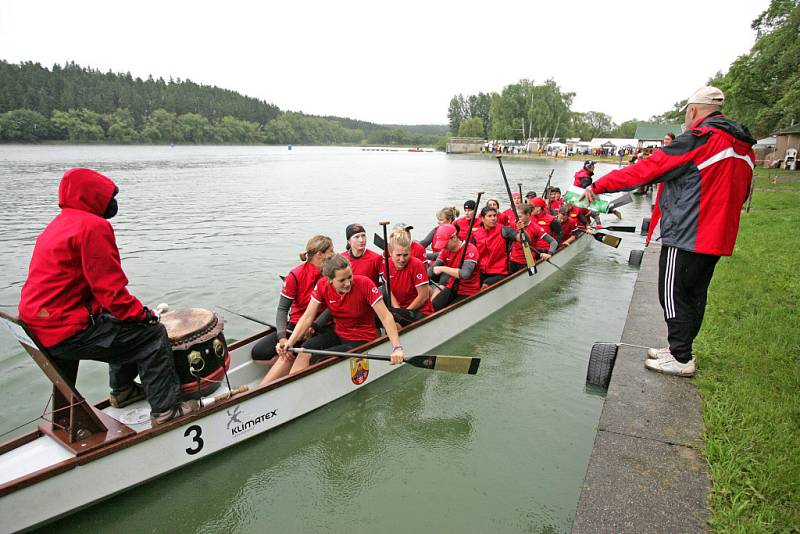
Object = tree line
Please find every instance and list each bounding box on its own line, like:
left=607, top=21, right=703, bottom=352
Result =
left=0, top=60, right=443, bottom=146
left=448, top=0, right=798, bottom=142
left=447, top=80, right=654, bottom=142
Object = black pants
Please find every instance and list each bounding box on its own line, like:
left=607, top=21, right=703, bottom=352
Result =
left=509, top=261, right=530, bottom=274
left=48, top=314, right=179, bottom=414
left=300, top=330, right=370, bottom=362
left=388, top=307, right=425, bottom=326
left=432, top=287, right=467, bottom=311
left=251, top=322, right=296, bottom=361
left=658, top=246, right=720, bottom=363
left=480, top=273, right=507, bottom=286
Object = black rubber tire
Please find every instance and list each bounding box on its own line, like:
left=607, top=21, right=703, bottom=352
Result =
left=628, top=249, right=644, bottom=267
left=640, top=217, right=650, bottom=235
left=586, top=342, right=618, bottom=389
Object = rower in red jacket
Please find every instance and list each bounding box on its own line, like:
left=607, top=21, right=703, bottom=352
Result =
left=454, top=199, right=480, bottom=241
left=556, top=204, right=578, bottom=247
left=428, top=224, right=480, bottom=310
left=393, top=223, right=427, bottom=262
left=264, top=254, right=405, bottom=385
left=18, top=167, right=195, bottom=425
left=530, top=197, right=563, bottom=246
left=473, top=206, right=514, bottom=288
left=418, top=206, right=459, bottom=253
left=499, top=192, right=523, bottom=227
left=251, top=235, right=334, bottom=365
left=380, top=229, right=434, bottom=324
left=580, top=86, right=756, bottom=377
left=548, top=187, right=564, bottom=215
left=503, top=204, right=557, bottom=273
left=342, top=223, right=383, bottom=286
left=573, top=161, right=596, bottom=224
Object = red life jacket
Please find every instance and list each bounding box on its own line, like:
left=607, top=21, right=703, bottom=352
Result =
left=473, top=225, right=508, bottom=275
left=533, top=212, right=555, bottom=250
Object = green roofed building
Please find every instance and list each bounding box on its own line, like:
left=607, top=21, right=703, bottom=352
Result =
left=634, top=123, right=683, bottom=148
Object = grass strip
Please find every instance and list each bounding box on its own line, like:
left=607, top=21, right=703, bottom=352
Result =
left=695, top=175, right=800, bottom=532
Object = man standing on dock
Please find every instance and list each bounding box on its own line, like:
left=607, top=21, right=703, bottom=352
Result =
left=580, top=86, right=756, bottom=377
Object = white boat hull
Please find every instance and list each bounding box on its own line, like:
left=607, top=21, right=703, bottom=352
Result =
left=0, top=235, right=589, bottom=532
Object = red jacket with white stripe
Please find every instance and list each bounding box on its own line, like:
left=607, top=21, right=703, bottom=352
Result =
left=591, top=112, right=755, bottom=256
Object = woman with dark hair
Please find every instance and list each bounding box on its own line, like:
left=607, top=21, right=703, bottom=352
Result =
left=260, top=254, right=404, bottom=385
left=342, top=223, right=383, bottom=285
left=473, top=205, right=513, bottom=289
left=505, top=204, right=557, bottom=273
left=251, top=235, right=334, bottom=365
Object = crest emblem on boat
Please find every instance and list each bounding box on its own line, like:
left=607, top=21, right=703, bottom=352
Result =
left=349, top=357, right=369, bottom=385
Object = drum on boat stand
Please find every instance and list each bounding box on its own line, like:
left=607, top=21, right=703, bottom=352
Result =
left=160, top=308, right=230, bottom=399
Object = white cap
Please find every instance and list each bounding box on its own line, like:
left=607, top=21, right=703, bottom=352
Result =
left=680, top=86, right=725, bottom=111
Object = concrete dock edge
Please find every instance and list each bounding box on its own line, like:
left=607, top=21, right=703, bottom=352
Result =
left=571, top=244, right=710, bottom=533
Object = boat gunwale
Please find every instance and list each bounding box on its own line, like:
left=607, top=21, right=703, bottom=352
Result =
left=0, top=234, right=586, bottom=498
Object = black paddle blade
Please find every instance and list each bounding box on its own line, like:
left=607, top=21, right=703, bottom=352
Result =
left=406, top=354, right=481, bottom=375
left=607, top=192, right=633, bottom=211
left=373, top=233, right=386, bottom=250
left=601, top=225, right=636, bottom=233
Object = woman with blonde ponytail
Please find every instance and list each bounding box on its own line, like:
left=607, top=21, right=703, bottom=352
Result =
left=379, top=229, right=434, bottom=325
left=419, top=206, right=460, bottom=253
left=251, top=235, right=334, bottom=364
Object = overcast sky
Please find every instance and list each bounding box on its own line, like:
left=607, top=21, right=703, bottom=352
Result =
left=0, top=0, right=770, bottom=125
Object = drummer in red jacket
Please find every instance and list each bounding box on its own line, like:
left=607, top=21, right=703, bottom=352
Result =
left=580, top=86, right=756, bottom=377
left=18, top=168, right=195, bottom=425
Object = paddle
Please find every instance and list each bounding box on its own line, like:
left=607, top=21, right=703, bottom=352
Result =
left=450, top=191, right=483, bottom=296
left=607, top=192, right=633, bottom=211
left=379, top=220, right=392, bottom=303
left=373, top=232, right=386, bottom=250
left=542, top=169, right=554, bottom=198
left=497, top=157, right=536, bottom=275
left=596, top=225, right=636, bottom=233
left=216, top=305, right=274, bottom=328
left=288, top=347, right=480, bottom=375
left=576, top=228, right=622, bottom=248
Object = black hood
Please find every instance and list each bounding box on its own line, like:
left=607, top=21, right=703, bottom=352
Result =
left=700, top=112, right=757, bottom=146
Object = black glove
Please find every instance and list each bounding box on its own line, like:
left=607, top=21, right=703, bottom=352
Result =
left=141, top=307, right=159, bottom=325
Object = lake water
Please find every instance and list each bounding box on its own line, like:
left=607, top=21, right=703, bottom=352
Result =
left=0, top=145, right=651, bottom=533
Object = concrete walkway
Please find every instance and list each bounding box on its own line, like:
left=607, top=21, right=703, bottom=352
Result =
left=571, top=244, right=710, bottom=533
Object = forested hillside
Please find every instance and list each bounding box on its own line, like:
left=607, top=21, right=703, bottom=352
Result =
left=0, top=61, right=444, bottom=146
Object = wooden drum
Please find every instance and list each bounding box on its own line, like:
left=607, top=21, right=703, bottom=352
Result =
left=160, top=308, right=230, bottom=399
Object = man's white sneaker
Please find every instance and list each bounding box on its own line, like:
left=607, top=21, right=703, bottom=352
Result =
left=647, top=346, right=671, bottom=360
left=644, top=354, right=696, bottom=377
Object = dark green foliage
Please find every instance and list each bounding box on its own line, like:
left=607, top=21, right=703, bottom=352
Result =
left=0, top=109, right=51, bottom=141
left=0, top=60, right=444, bottom=146
left=0, top=60, right=281, bottom=126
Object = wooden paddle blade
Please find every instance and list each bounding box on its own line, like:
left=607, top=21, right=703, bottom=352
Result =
left=373, top=233, right=386, bottom=250
left=601, top=233, right=622, bottom=248
left=521, top=243, right=537, bottom=276
left=406, top=355, right=481, bottom=374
